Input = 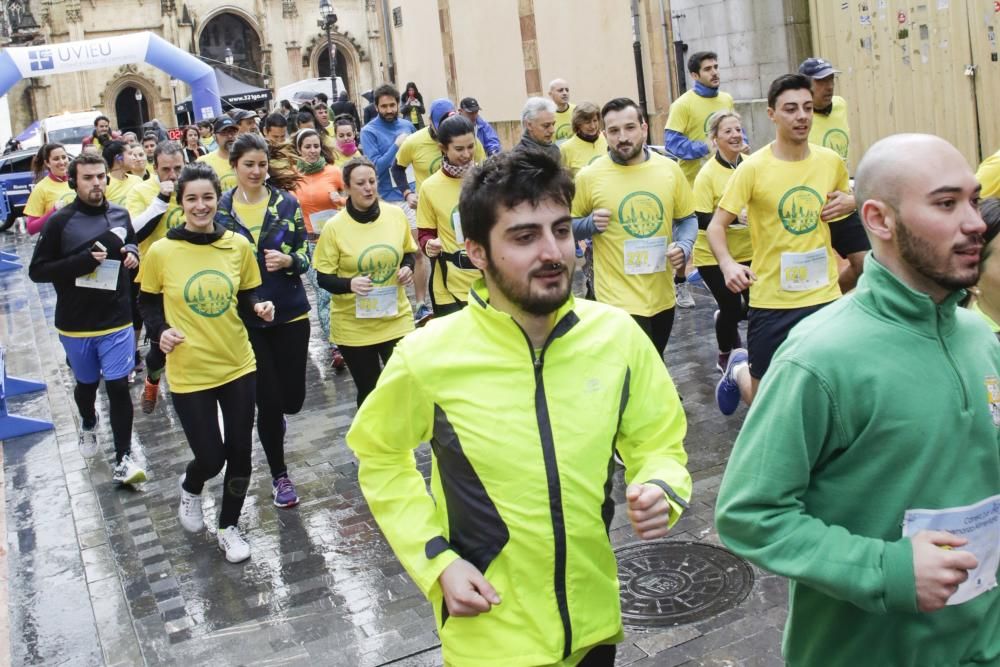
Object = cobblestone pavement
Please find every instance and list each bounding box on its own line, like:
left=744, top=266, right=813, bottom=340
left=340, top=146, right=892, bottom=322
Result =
left=2, top=233, right=787, bottom=667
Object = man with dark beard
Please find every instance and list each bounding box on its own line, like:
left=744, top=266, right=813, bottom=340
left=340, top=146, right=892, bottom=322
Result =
left=81, top=115, right=120, bottom=154
left=346, top=149, right=691, bottom=667
left=571, top=97, right=697, bottom=358
left=716, top=133, right=999, bottom=666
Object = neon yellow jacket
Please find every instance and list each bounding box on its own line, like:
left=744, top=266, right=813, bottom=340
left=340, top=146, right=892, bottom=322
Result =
left=346, top=281, right=691, bottom=666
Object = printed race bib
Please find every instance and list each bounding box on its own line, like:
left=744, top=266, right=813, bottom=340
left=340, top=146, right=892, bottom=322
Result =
left=452, top=209, right=464, bottom=244
left=780, top=248, right=829, bottom=291
left=623, top=237, right=668, bottom=275
left=356, top=286, right=399, bottom=319
left=75, top=259, right=120, bottom=291
left=902, top=494, right=1000, bottom=605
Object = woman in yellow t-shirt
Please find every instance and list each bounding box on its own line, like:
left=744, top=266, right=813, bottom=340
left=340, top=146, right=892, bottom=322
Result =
left=293, top=128, right=347, bottom=368
left=101, top=141, right=142, bottom=206
left=693, top=110, right=754, bottom=373
left=966, top=198, right=1000, bottom=340
left=24, top=143, right=72, bottom=235
left=314, top=157, right=417, bottom=407
left=332, top=115, right=362, bottom=167
left=138, top=162, right=274, bottom=563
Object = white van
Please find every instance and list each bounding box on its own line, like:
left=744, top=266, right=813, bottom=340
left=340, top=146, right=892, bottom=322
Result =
left=41, top=110, right=102, bottom=157
left=276, top=77, right=347, bottom=109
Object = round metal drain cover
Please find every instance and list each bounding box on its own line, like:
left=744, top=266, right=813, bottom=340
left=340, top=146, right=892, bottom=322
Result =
left=616, top=541, right=753, bottom=629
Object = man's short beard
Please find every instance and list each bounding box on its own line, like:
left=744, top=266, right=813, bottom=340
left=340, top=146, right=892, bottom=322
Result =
left=484, top=253, right=572, bottom=316
left=896, top=215, right=981, bottom=292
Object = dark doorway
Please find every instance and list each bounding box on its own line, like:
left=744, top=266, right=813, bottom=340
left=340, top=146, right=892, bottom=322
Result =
left=199, top=13, right=263, bottom=87
left=317, top=47, right=351, bottom=98
left=115, top=86, right=149, bottom=138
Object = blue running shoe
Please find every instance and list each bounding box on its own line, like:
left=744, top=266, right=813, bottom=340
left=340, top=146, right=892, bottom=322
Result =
left=272, top=475, right=300, bottom=508
left=716, top=348, right=748, bottom=416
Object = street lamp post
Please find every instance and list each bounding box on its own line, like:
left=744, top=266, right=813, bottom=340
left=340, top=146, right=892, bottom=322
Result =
left=318, top=0, right=338, bottom=101
left=224, top=47, right=234, bottom=80
left=135, top=89, right=144, bottom=134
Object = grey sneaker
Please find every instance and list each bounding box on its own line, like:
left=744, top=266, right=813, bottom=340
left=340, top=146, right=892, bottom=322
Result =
left=112, top=454, right=147, bottom=485
left=177, top=475, right=204, bottom=533
left=675, top=282, right=696, bottom=308
left=218, top=526, right=251, bottom=563
left=78, top=418, right=99, bottom=458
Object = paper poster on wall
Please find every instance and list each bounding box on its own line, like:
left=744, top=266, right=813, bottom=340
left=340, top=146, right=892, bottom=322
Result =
left=938, top=0, right=949, bottom=8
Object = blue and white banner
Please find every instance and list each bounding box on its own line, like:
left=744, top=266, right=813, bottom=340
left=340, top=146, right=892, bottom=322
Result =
left=6, top=34, right=150, bottom=77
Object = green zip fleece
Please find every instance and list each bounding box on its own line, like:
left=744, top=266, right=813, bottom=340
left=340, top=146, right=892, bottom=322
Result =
left=346, top=281, right=691, bottom=667
left=716, top=254, right=1000, bottom=666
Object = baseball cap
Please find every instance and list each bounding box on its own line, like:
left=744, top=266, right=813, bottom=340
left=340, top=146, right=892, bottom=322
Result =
left=798, top=57, right=840, bottom=79
left=459, top=97, right=480, bottom=113
left=213, top=116, right=238, bottom=133
left=429, top=98, right=457, bottom=131
left=232, top=109, right=257, bottom=121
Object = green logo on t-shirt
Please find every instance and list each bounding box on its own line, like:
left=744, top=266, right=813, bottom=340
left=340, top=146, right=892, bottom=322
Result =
left=163, top=206, right=186, bottom=230
left=588, top=154, right=602, bottom=165
left=429, top=156, right=443, bottom=175
left=823, top=129, right=849, bottom=160
left=183, top=269, right=234, bottom=317
left=555, top=123, right=573, bottom=142
left=777, top=186, right=823, bottom=235
left=220, top=172, right=237, bottom=191
left=358, top=244, right=401, bottom=284
left=618, top=191, right=665, bottom=238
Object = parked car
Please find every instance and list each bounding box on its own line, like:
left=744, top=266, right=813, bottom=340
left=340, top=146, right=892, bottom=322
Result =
left=41, top=110, right=102, bottom=158
left=0, top=148, right=36, bottom=231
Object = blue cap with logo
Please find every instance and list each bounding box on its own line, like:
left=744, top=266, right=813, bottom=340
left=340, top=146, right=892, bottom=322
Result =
left=798, top=57, right=840, bottom=79
left=213, top=115, right=238, bottom=133
left=429, top=99, right=456, bottom=131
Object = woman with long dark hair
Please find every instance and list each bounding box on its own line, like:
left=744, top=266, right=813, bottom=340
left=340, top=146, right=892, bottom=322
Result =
left=181, top=125, right=206, bottom=163
left=400, top=82, right=425, bottom=129
left=314, top=157, right=417, bottom=407
left=216, top=133, right=311, bottom=509
left=139, top=162, right=274, bottom=563
left=24, top=143, right=73, bottom=235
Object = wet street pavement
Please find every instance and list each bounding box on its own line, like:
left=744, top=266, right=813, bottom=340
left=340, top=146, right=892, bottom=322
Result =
left=1, top=233, right=788, bottom=667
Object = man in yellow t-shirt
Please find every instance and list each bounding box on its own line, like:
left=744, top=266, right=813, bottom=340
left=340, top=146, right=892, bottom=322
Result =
left=664, top=51, right=736, bottom=186
left=548, top=78, right=577, bottom=145
left=196, top=116, right=239, bottom=191
left=572, top=98, right=697, bottom=358
left=708, top=73, right=853, bottom=414
left=800, top=57, right=870, bottom=293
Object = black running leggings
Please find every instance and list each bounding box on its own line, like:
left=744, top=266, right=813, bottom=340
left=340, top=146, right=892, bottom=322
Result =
left=698, top=263, right=750, bottom=353
left=338, top=338, right=401, bottom=407
left=173, top=372, right=256, bottom=529
left=247, top=319, right=310, bottom=479
left=630, top=307, right=675, bottom=358
left=74, top=376, right=133, bottom=463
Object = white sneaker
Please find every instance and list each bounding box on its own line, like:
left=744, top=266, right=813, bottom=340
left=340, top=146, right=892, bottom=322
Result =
left=112, top=454, right=147, bottom=485
left=675, top=282, right=696, bottom=308
left=177, top=475, right=204, bottom=533
left=217, top=526, right=251, bottom=563
left=78, top=419, right=99, bottom=458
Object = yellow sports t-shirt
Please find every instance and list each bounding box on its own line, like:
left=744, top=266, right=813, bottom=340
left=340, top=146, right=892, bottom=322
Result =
left=139, top=231, right=261, bottom=393
left=395, top=127, right=487, bottom=190
left=809, top=96, right=851, bottom=166
left=105, top=173, right=141, bottom=207
left=126, top=178, right=184, bottom=257
left=559, top=134, right=608, bottom=177
left=977, top=149, right=1000, bottom=199
left=692, top=155, right=752, bottom=267
left=664, top=89, right=735, bottom=185
left=554, top=103, right=577, bottom=144
left=23, top=176, right=74, bottom=217
left=232, top=195, right=269, bottom=244
left=718, top=143, right=848, bottom=309
left=197, top=150, right=237, bottom=191
left=416, top=171, right=479, bottom=305
left=312, top=205, right=418, bottom=346
left=572, top=153, right=695, bottom=316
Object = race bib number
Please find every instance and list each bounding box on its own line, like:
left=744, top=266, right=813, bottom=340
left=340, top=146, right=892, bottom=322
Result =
left=75, top=259, right=120, bottom=291
left=902, top=494, right=1000, bottom=605
left=623, top=237, right=668, bottom=275
left=356, top=286, right=399, bottom=319
left=780, top=248, right=829, bottom=291
left=452, top=210, right=464, bottom=244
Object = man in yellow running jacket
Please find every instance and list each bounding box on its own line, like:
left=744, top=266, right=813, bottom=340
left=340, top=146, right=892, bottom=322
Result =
left=347, top=149, right=691, bottom=667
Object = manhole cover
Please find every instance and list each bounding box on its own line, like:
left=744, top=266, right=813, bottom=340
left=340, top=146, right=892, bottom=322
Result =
left=616, top=541, right=753, bottom=629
